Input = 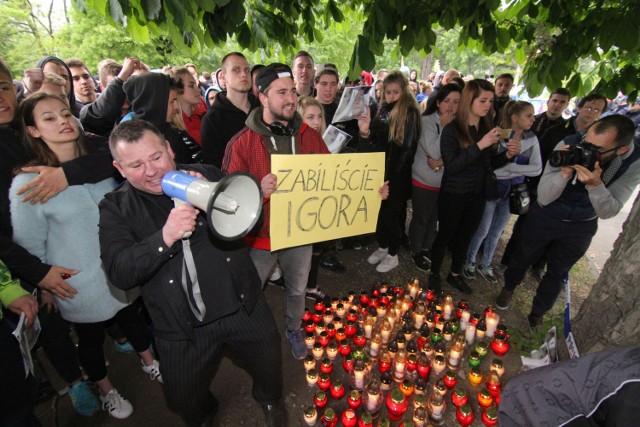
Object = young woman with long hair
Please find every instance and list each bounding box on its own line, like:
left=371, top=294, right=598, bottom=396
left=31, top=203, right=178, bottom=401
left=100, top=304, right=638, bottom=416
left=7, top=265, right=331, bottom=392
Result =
left=409, top=83, right=462, bottom=272
left=463, top=100, right=542, bottom=283
left=365, top=71, right=421, bottom=273
left=169, top=67, right=207, bottom=145
left=11, top=94, right=162, bottom=419
left=428, top=79, right=519, bottom=293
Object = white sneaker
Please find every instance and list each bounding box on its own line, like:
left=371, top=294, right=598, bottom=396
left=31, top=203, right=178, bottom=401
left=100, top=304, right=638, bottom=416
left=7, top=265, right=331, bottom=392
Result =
left=141, top=359, right=163, bottom=383
left=367, top=248, right=388, bottom=265
left=100, top=388, right=133, bottom=419
left=376, top=254, right=399, bottom=273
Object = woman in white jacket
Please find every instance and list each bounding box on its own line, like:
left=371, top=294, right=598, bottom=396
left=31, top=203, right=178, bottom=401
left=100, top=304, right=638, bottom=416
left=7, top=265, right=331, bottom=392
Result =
left=463, top=100, right=542, bottom=282
left=11, top=93, right=161, bottom=419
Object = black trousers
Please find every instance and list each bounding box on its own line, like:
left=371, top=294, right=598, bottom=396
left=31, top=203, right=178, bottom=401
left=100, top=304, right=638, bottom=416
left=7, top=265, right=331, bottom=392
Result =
left=0, top=318, right=40, bottom=427
left=73, top=304, right=153, bottom=382
left=376, top=182, right=410, bottom=257
left=431, top=191, right=486, bottom=275
left=35, top=302, right=83, bottom=384
left=409, top=185, right=439, bottom=254
left=504, top=203, right=597, bottom=316
left=155, top=296, right=283, bottom=426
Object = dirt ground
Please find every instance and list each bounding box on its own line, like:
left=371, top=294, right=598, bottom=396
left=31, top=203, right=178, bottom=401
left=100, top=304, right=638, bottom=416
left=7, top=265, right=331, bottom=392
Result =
left=33, top=228, right=583, bottom=426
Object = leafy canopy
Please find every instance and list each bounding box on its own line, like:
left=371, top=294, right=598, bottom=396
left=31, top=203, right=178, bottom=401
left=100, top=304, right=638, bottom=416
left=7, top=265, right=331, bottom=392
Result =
left=73, top=0, right=640, bottom=98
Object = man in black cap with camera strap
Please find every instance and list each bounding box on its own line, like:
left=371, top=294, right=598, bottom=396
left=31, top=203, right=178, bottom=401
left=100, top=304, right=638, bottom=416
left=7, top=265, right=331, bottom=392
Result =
left=495, top=115, right=640, bottom=327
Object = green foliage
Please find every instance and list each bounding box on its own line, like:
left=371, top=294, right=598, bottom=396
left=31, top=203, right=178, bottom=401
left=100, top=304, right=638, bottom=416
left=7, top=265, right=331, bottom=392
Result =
left=3, top=0, right=640, bottom=99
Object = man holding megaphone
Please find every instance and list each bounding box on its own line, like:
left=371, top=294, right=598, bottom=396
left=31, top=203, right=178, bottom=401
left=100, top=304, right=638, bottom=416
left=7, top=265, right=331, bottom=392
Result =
left=98, top=120, right=285, bottom=426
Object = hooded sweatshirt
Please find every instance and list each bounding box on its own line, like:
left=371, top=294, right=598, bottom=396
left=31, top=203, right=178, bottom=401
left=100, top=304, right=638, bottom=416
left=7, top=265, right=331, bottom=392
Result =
left=35, top=56, right=82, bottom=117
left=200, top=92, right=260, bottom=167
left=222, top=107, right=329, bottom=249
left=124, top=73, right=202, bottom=164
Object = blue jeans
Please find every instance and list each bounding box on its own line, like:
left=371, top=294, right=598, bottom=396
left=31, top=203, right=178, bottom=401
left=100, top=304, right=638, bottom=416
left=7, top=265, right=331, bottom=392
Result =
left=249, top=245, right=312, bottom=331
left=466, top=196, right=512, bottom=267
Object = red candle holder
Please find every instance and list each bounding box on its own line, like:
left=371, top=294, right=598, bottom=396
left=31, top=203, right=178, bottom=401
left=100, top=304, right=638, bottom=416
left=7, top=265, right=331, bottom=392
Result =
left=302, top=308, right=312, bottom=322
left=326, top=323, right=336, bottom=338
left=339, top=341, right=351, bottom=357
left=318, top=373, right=331, bottom=391
left=344, top=322, right=357, bottom=337
left=456, top=404, right=475, bottom=426
left=451, top=388, right=469, bottom=408
left=314, top=390, right=328, bottom=408
left=315, top=301, right=326, bottom=312
left=342, top=354, right=354, bottom=373
left=330, top=379, right=345, bottom=400
left=341, top=408, right=357, bottom=427
left=358, top=412, right=373, bottom=427
left=318, top=331, right=330, bottom=347
left=386, top=389, right=408, bottom=421
left=482, top=406, right=498, bottom=426
left=347, top=390, right=362, bottom=410
left=406, top=354, right=418, bottom=371
left=312, top=310, right=323, bottom=324
left=490, top=332, right=510, bottom=356
left=353, top=333, right=367, bottom=347
left=305, top=320, right=316, bottom=333
left=443, top=369, right=457, bottom=389
left=335, top=328, right=346, bottom=342
left=359, top=291, right=370, bottom=305
left=321, top=407, right=338, bottom=427
left=320, top=358, right=333, bottom=374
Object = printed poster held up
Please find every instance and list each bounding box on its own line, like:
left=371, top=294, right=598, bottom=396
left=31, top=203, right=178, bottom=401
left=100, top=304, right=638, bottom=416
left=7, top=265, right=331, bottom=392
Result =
left=270, top=153, right=385, bottom=251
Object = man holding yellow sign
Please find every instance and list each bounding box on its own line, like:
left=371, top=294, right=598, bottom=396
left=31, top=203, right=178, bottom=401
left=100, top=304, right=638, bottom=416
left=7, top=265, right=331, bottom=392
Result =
left=223, top=63, right=387, bottom=363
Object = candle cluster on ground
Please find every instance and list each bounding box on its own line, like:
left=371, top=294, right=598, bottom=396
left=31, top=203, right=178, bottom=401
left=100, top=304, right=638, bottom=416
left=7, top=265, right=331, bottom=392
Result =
left=301, top=278, right=511, bottom=426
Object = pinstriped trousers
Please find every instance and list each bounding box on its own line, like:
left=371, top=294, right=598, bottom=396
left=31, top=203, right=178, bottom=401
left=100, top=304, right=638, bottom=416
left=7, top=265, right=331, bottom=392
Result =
left=155, top=296, right=283, bottom=426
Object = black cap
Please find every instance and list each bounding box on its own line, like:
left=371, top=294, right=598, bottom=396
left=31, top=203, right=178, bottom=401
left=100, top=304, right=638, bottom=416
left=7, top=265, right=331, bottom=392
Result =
left=255, top=63, right=293, bottom=93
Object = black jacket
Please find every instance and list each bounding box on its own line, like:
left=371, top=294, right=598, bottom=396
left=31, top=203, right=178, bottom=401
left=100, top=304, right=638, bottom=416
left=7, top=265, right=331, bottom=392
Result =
left=99, top=164, right=261, bottom=341
left=439, top=122, right=511, bottom=195
left=80, top=76, right=127, bottom=136
left=124, top=73, right=202, bottom=164
left=539, top=117, right=578, bottom=165
left=200, top=92, right=260, bottom=167
left=358, top=103, right=420, bottom=201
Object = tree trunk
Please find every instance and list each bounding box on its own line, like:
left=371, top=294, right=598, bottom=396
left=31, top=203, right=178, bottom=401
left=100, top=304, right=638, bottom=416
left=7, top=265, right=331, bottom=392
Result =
left=420, top=52, right=433, bottom=81
left=572, top=191, right=640, bottom=353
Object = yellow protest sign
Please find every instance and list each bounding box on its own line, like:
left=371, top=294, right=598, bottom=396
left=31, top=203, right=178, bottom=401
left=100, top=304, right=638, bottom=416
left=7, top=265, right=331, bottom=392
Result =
left=270, top=153, right=385, bottom=251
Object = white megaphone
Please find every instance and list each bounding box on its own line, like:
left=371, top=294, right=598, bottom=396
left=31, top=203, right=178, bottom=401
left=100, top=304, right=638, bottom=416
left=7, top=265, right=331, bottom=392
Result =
left=161, top=170, right=262, bottom=241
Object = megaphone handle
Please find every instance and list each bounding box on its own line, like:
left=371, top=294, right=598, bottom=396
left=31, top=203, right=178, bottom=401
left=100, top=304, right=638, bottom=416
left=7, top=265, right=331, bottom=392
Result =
left=172, top=198, right=193, bottom=239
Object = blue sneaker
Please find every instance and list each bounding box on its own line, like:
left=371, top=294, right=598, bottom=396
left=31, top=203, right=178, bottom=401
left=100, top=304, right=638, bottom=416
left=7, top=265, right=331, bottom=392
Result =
left=286, top=329, right=307, bottom=360
left=68, top=381, right=100, bottom=416
left=114, top=340, right=135, bottom=353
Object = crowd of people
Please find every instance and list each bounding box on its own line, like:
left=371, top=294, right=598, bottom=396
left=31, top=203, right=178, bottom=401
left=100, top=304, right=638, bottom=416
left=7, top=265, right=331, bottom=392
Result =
left=1, top=49, right=639, bottom=427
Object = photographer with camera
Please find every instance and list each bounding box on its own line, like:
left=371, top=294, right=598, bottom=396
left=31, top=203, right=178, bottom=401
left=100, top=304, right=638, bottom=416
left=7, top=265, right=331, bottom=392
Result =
left=495, top=114, right=640, bottom=327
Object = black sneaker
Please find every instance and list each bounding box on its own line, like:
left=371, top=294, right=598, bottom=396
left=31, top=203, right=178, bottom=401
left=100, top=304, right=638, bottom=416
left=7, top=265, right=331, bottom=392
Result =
left=428, top=273, right=441, bottom=292
left=305, top=287, right=326, bottom=300
left=419, top=250, right=432, bottom=263
left=527, top=313, right=543, bottom=328
left=446, top=273, right=473, bottom=295
left=320, top=255, right=346, bottom=273
left=495, top=288, right=513, bottom=310
left=412, top=254, right=431, bottom=272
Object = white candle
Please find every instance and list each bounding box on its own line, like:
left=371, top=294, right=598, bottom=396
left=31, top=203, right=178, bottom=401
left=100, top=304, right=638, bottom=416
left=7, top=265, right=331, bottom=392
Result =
left=364, top=324, right=373, bottom=339
left=354, top=369, right=365, bottom=390
left=465, top=324, right=476, bottom=345
left=485, top=312, right=500, bottom=337
left=460, top=310, right=470, bottom=330
left=366, top=392, right=379, bottom=412
left=443, top=303, right=453, bottom=320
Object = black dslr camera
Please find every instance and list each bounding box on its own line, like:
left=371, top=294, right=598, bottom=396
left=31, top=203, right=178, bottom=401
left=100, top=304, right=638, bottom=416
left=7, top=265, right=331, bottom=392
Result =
left=549, top=141, right=600, bottom=171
